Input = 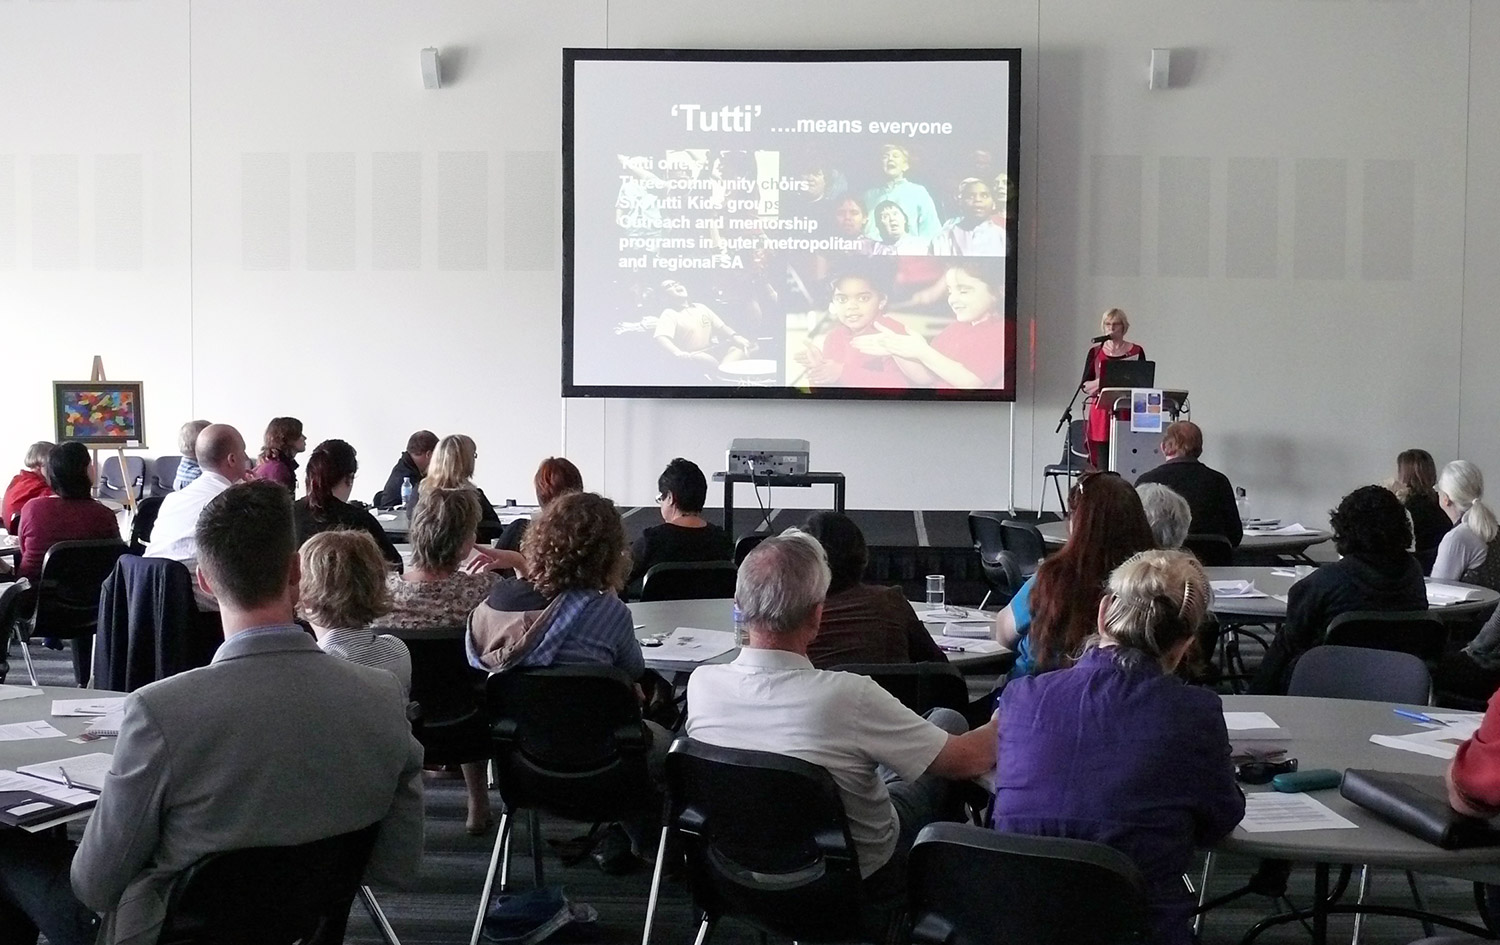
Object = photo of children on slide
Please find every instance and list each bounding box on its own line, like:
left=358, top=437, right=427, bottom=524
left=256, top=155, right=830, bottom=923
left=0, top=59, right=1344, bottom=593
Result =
left=567, top=53, right=1016, bottom=394
left=603, top=141, right=1012, bottom=390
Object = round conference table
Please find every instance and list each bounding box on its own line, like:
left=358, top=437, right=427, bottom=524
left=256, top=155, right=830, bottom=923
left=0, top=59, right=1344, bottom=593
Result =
left=0, top=684, right=124, bottom=769
left=628, top=598, right=1010, bottom=675
left=1215, top=694, right=1499, bottom=943
left=1038, top=520, right=1334, bottom=559
left=1205, top=566, right=1500, bottom=622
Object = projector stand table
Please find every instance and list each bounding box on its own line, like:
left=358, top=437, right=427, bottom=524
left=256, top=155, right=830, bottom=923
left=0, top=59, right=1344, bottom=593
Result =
left=712, top=471, right=847, bottom=544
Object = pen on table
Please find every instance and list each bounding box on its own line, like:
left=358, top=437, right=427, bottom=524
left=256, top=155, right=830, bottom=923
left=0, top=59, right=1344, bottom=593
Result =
left=58, top=766, right=77, bottom=789
left=1393, top=708, right=1448, bottom=726
left=938, top=643, right=965, bottom=653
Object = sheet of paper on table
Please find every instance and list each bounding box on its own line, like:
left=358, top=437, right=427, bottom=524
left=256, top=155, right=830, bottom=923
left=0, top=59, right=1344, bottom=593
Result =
left=0, top=685, right=43, bottom=702
left=1239, top=792, right=1357, bottom=833
left=0, top=770, right=96, bottom=806
left=1244, top=523, right=1319, bottom=536
left=0, top=721, right=66, bottom=741
left=653, top=628, right=738, bottom=664
left=18, top=752, right=114, bottom=792
left=51, top=698, right=126, bottom=718
left=936, top=638, right=1007, bottom=655
left=1223, top=712, right=1279, bottom=731
left=1370, top=716, right=1483, bottom=760
left=1210, top=581, right=1267, bottom=599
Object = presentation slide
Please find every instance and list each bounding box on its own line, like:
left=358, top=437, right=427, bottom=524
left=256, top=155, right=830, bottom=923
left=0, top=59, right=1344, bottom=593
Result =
left=563, top=49, right=1021, bottom=401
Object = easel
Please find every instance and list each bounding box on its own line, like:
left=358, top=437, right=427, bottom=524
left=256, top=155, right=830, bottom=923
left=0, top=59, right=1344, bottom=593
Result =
left=88, top=355, right=139, bottom=518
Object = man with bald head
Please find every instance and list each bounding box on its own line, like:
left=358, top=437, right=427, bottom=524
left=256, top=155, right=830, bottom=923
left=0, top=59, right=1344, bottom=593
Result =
left=145, top=423, right=250, bottom=567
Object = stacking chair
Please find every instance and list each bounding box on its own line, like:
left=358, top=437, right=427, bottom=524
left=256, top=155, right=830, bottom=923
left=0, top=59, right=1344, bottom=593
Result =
left=999, top=519, right=1047, bottom=575
left=639, top=560, right=738, bottom=601
left=149, top=455, right=181, bottom=497
left=732, top=533, right=766, bottom=566
left=386, top=627, right=489, bottom=770
left=97, top=455, right=146, bottom=506
left=909, top=822, right=1150, bottom=945
left=128, top=495, right=166, bottom=555
left=831, top=661, right=971, bottom=715
left=1288, top=645, right=1432, bottom=705
left=6, top=538, right=128, bottom=686
left=1182, top=534, right=1235, bottom=567
left=477, top=666, right=656, bottom=945
left=968, top=512, right=1026, bottom=609
left=642, top=737, right=868, bottom=945
left=1040, top=419, right=1091, bottom=517
left=156, top=822, right=393, bottom=945
left=1325, top=610, right=1448, bottom=663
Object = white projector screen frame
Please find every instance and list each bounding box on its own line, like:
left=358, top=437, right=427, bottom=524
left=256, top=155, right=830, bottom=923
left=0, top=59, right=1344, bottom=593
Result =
left=563, top=48, right=1022, bottom=402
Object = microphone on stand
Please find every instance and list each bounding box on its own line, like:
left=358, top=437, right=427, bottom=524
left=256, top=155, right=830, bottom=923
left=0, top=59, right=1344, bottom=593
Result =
left=1090, top=334, right=1111, bottom=344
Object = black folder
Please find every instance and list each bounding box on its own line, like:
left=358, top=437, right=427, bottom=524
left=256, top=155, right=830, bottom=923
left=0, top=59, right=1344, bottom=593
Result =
left=1340, top=769, right=1500, bottom=850
left=0, top=789, right=96, bottom=829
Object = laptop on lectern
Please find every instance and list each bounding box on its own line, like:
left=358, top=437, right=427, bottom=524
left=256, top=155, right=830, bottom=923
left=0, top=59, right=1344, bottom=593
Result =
left=1099, top=359, right=1156, bottom=389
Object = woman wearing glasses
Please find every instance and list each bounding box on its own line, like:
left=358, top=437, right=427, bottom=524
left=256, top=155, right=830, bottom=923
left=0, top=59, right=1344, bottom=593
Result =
left=625, top=457, right=733, bottom=598
left=992, top=549, right=1244, bottom=945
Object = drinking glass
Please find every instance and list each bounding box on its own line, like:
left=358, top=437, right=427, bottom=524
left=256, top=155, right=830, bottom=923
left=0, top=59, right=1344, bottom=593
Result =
left=926, top=574, right=946, bottom=610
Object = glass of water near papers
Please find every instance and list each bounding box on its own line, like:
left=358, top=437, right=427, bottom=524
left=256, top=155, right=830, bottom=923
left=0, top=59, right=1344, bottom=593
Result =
left=925, top=574, right=946, bottom=609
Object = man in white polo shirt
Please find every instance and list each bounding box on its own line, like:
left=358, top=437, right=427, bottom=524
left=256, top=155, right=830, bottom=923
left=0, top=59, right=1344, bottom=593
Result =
left=686, top=532, right=996, bottom=940
left=145, top=423, right=250, bottom=608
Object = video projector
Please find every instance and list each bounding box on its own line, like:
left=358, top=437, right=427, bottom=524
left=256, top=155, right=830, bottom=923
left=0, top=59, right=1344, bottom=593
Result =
left=726, top=438, right=810, bottom=477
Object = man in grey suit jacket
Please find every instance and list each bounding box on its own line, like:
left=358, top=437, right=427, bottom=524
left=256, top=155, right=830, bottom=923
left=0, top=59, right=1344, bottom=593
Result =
left=0, top=479, right=424, bottom=945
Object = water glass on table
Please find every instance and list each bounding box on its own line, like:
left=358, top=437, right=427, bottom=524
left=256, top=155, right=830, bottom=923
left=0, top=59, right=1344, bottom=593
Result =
left=926, top=574, right=947, bottom=610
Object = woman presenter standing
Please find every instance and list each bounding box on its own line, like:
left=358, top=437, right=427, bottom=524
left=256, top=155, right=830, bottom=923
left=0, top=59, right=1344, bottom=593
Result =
left=1081, top=308, right=1145, bottom=468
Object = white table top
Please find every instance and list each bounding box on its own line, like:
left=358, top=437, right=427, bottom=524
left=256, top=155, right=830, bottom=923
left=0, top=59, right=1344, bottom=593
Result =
left=628, top=598, right=1010, bottom=674
left=1206, top=566, right=1499, bottom=621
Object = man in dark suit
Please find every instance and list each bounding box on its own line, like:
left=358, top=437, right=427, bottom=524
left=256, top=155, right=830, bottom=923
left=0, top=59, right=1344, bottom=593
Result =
left=0, top=480, right=424, bottom=945
left=1135, top=421, right=1243, bottom=547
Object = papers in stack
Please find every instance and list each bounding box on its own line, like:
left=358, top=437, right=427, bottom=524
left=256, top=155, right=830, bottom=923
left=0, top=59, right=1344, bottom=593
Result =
left=1210, top=580, right=1267, bottom=599
left=51, top=697, right=126, bottom=718
left=1426, top=581, right=1488, bottom=607
left=652, top=629, right=738, bottom=664
left=1243, top=518, right=1281, bottom=528
left=1370, top=714, right=1482, bottom=760
left=18, top=753, right=113, bottom=792
left=1245, top=523, right=1319, bottom=536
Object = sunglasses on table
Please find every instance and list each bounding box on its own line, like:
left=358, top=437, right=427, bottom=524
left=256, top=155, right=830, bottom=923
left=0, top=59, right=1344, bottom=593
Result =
left=1236, top=757, right=1298, bottom=785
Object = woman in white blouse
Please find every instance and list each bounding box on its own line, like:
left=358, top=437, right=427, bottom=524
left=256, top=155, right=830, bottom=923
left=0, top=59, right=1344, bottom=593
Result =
left=1432, top=460, right=1500, bottom=589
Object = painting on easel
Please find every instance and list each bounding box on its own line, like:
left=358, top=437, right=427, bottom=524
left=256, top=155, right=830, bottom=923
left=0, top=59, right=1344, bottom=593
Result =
left=52, top=381, right=147, bottom=447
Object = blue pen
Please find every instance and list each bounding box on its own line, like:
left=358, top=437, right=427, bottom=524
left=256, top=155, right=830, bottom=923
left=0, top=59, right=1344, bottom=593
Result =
left=1393, top=708, right=1448, bottom=726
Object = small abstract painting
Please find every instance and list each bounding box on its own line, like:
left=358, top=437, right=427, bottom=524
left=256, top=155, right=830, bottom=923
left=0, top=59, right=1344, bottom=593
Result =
left=53, top=381, right=146, bottom=446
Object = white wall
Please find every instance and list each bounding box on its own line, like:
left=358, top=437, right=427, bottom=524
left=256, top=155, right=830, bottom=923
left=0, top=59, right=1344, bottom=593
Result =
left=1, top=0, right=1493, bottom=530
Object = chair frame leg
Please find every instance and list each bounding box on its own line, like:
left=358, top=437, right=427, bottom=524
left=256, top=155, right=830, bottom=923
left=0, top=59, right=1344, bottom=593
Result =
left=1351, top=864, right=1370, bottom=945
left=692, top=916, right=715, bottom=945
left=977, top=590, right=992, bottom=611
left=528, top=808, right=544, bottom=888
left=470, top=811, right=512, bottom=945
left=640, top=825, right=672, bottom=945
left=16, top=628, right=37, bottom=688
left=1194, top=852, right=1214, bottom=937
left=358, top=885, right=402, bottom=945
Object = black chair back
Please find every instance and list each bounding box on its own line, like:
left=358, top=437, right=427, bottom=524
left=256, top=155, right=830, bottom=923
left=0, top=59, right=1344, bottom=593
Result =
left=664, top=737, right=867, bottom=943
left=151, top=455, right=181, bottom=497
left=98, top=455, right=146, bottom=504
left=640, top=560, right=738, bottom=602
left=1183, top=533, right=1235, bottom=567
left=30, top=539, right=129, bottom=640
left=1325, top=610, right=1447, bottom=663
left=998, top=520, right=1046, bottom=573
left=129, top=495, right=166, bottom=555
left=486, top=666, right=654, bottom=822
left=733, top=534, right=767, bottom=566
left=1288, top=645, right=1432, bottom=704
left=909, top=822, right=1150, bottom=945
left=386, top=628, right=488, bottom=766
left=157, top=823, right=380, bottom=945
left=830, top=662, right=969, bottom=715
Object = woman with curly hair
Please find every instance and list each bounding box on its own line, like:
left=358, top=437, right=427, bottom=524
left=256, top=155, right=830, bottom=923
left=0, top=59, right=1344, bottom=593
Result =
left=1250, top=485, right=1427, bottom=694
left=248, top=417, right=306, bottom=493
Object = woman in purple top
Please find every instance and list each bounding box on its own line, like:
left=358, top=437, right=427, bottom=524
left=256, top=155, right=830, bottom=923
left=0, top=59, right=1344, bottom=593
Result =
left=248, top=416, right=305, bottom=493
left=992, top=550, right=1244, bottom=945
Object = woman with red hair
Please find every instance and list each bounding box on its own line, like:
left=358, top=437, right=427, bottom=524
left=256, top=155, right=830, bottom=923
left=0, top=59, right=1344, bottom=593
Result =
left=495, top=457, right=583, bottom=553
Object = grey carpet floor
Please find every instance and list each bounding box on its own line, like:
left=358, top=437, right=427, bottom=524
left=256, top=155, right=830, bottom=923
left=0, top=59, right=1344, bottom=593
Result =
left=14, top=641, right=1491, bottom=945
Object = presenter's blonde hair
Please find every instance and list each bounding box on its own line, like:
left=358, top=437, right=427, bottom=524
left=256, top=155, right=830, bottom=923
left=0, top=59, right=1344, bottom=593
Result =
left=1100, top=308, right=1130, bottom=334
left=1101, top=550, right=1211, bottom=660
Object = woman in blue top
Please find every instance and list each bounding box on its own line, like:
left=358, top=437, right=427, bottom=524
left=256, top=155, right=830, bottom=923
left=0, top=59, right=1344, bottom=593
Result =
left=993, top=472, right=1156, bottom=676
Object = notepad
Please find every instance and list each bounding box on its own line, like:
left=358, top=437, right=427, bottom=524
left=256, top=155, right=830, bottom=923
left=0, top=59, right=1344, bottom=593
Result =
left=1427, top=582, right=1487, bottom=606
left=936, top=638, right=1007, bottom=656
left=51, top=697, right=126, bottom=718
left=83, top=710, right=125, bottom=738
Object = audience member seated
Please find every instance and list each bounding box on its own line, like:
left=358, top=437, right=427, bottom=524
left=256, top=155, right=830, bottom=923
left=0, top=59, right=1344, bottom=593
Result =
left=1137, top=482, right=1191, bottom=550
left=372, top=484, right=506, bottom=834
left=686, top=534, right=997, bottom=942
left=993, top=472, right=1155, bottom=678
left=1134, top=421, right=1242, bottom=547
left=1436, top=606, right=1500, bottom=706
left=293, top=439, right=402, bottom=570
left=300, top=530, right=411, bottom=694
left=15, top=442, right=117, bottom=583
left=145, top=424, right=251, bottom=606
left=494, top=456, right=583, bottom=553
left=626, top=457, right=733, bottom=597
left=171, top=420, right=211, bottom=492
left=418, top=434, right=501, bottom=536
left=0, top=480, right=423, bottom=945
left=1251, top=485, right=1427, bottom=694
left=375, top=429, right=438, bottom=509
left=1391, top=448, right=1453, bottom=574
left=797, top=511, right=947, bottom=668
left=2, top=441, right=53, bottom=530
left=1432, top=460, right=1500, bottom=589
left=247, top=416, right=305, bottom=493
left=992, top=550, right=1244, bottom=945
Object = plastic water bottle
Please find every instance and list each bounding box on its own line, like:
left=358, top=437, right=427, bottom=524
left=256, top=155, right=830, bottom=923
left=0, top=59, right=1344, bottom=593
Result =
left=732, top=603, right=747, bottom=647
left=1235, top=487, right=1249, bottom=522
left=400, top=477, right=414, bottom=510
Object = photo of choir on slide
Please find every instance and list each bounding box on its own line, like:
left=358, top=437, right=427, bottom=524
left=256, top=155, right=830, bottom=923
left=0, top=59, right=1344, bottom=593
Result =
left=608, top=144, right=1012, bottom=392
